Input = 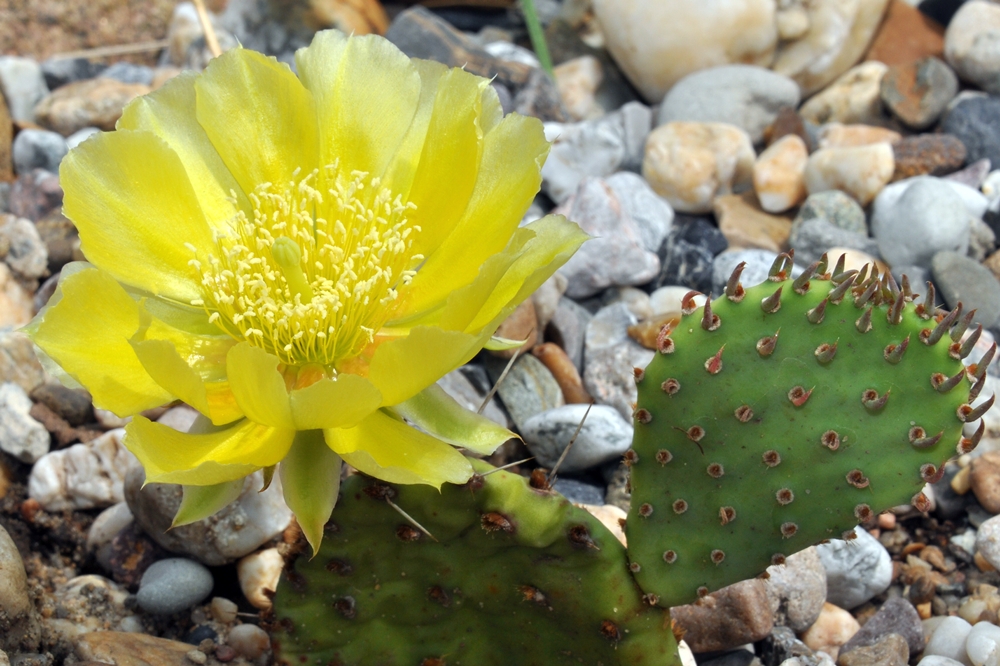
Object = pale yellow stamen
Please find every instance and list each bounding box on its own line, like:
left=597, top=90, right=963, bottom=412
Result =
left=191, top=165, right=422, bottom=367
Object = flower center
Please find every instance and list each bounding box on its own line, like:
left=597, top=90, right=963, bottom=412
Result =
left=189, top=165, right=422, bottom=368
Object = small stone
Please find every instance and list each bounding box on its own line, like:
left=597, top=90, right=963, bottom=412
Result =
left=0, top=56, right=47, bottom=123
left=643, top=121, right=755, bottom=214
left=33, top=78, right=150, bottom=136
left=973, top=451, right=1000, bottom=515
left=765, top=106, right=811, bottom=150
left=816, top=123, right=902, bottom=150
left=39, top=58, right=106, bottom=90
left=892, top=134, right=967, bottom=181
left=800, top=602, right=861, bottom=661
left=931, top=250, right=1000, bottom=328
left=753, top=134, right=808, bottom=213
left=0, top=525, right=39, bottom=653
left=184, top=649, right=207, bottom=665
left=227, top=624, right=270, bottom=660
left=651, top=215, right=725, bottom=293
left=74, top=632, right=195, bottom=665
left=490, top=300, right=539, bottom=359
left=577, top=504, right=627, bottom=546
left=816, top=527, right=892, bottom=609
left=976, top=514, right=1000, bottom=570
left=946, top=158, right=992, bottom=190
left=670, top=579, right=774, bottom=653
left=484, top=353, right=564, bottom=431
left=713, top=191, right=792, bottom=252
left=552, top=477, right=604, bottom=505
left=86, top=501, right=134, bottom=569
left=100, top=62, right=154, bottom=86
left=865, top=0, right=945, bottom=66
left=765, top=546, right=827, bottom=633
left=28, top=428, right=131, bottom=510
left=532, top=343, right=591, bottom=404
left=942, top=97, right=1000, bottom=169
left=582, top=302, right=654, bottom=419
left=657, top=65, right=801, bottom=144
left=436, top=369, right=507, bottom=428
left=916, top=658, right=966, bottom=666
left=541, top=114, right=629, bottom=204
left=548, top=297, right=591, bottom=372
left=237, top=547, right=282, bottom=610
left=8, top=169, right=62, bottom=222
left=836, top=633, right=908, bottom=666
left=11, top=130, right=66, bottom=176
left=210, top=597, right=238, bottom=624
left=964, top=613, right=1000, bottom=665
left=0, top=382, right=49, bottom=464
left=137, top=558, right=213, bottom=615
left=789, top=217, right=880, bottom=267
left=840, top=597, right=923, bottom=657
left=65, top=127, right=99, bottom=150
left=554, top=55, right=603, bottom=121
left=0, top=215, right=47, bottom=281
left=804, top=143, right=894, bottom=206
left=29, top=382, right=94, bottom=427
left=0, top=262, right=34, bottom=328
left=880, top=56, right=958, bottom=130
left=795, top=190, right=869, bottom=236
left=871, top=177, right=971, bottom=268
left=923, top=616, right=973, bottom=664
left=759, top=627, right=823, bottom=666
left=107, top=523, right=167, bottom=588
left=520, top=404, right=633, bottom=473
left=944, top=1, right=1000, bottom=95
left=799, top=62, right=889, bottom=126
left=0, top=332, right=45, bottom=397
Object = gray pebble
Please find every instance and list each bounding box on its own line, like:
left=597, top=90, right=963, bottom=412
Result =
left=582, top=302, right=653, bottom=420
left=815, top=527, right=892, bottom=610
left=793, top=190, right=868, bottom=236
left=548, top=296, right=591, bottom=372
left=136, top=558, right=213, bottom=615
left=483, top=354, right=563, bottom=431
left=40, top=57, right=106, bottom=90
left=551, top=477, right=605, bottom=505
left=788, top=217, right=880, bottom=266
left=840, top=597, right=923, bottom=657
left=521, top=404, right=633, bottom=473
left=871, top=176, right=971, bottom=268
left=12, top=130, right=66, bottom=175
left=931, top=250, right=1000, bottom=327
left=100, top=62, right=154, bottom=86
left=764, top=547, right=826, bottom=633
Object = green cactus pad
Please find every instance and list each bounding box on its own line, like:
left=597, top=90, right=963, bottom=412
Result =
left=626, top=255, right=991, bottom=607
left=269, top=461, right=680, bottom=665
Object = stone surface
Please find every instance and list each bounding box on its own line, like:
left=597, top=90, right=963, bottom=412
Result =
left=136, top=558, right=213, bottom=615
left=643, top=121, right=755, bottom=214
left=227, top=624, right=271, bottom=660
left=532, top=342, right=591, bottom=404
left=554, top=55, right=603, bottom=121
left=946, top=159, right=992, bottom=190
left=548, top=296, right=591, bottom=372
left=670, top=579, right=774, bottom=654
left=0, top=524, right=40, bottom=653
left=40, top=57, right=106, bottom=90
left=804, top=143, right=895, bottom=206
left=0, top=331, right=44, bottom=395
left=880, top=56, right=958, bottom=129
left=124, top=467, right=292, bottom=566
left=0, top=214, right=47, bottom=281
left=0, top=382, right=48, bottom=464
left=799, top=62, right=889, bottom=126
left=0, top=262, right=35, bottom=328
left=816, top=123, right=901, bottom=150
left=11, top=129, right=66, bottom=176
left=922, top=616, right=973, bottom=665
left=801, top=603, right=861, bottom=661
left=966, top=619, right=1000, bottom=666
left=490, top=299, right=539, bottom=359
left=28, top=428, right=132, bottom=510
left=931, top=250, right=1000, bottom=327
left=840, top=597, right=923, bottom=657
left=972, top=453, right=1000, bottom=516
left=942, top=96, right=1000, bottom=170
left=765, top=106, right=811, bottom=149
left=33, top=78, right=150, bottom=136
left=944, top=1, right=1000, bottom=95
left=582, top=302, right=654, bottom=420
left=764, top=546, right=827, bottom=633
left=520, top=404, right=633, bottom=473
left=592, top=0, right=777, bottom=102
left=237, top=547, right=283, bottom=610
left=794, top=190, right=868, bottom=236
left=892, top=134, right=967, bottom=180
left=760, top=626, right=827, bottom=666
left=657, top=65, right=800, bottom=144
left=0, top=56, right=47, bottom=123
left=977, top=514, right=1000, bottom=572
left=8, top=169, right=62, bottom=222
left=713, top=191, right=792, bottom=252
left=753, top=134, right=808, bottom=213
left=436, top=368, right=506, bottom=428
left=865, top=0, right=945, bottom=66
left=815, top=527, right=892, bottom=609
left=74, top=632, right=196, bottom=666
left=870, top=176, right=971, bottom=268
left=484, top=353, right=564, bottom=430
left=652, top=217, right=723, bottom=293
left=836, top=633, right=908, bottom=666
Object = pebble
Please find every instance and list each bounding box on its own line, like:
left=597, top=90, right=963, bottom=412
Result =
left=948, top=159, right=992, bottom=190
left=918, top=658, right=968, bottom=666
left=39, top=57, right=106, bottom=90
left=0, top=331, right=45, bottom=395
left=592, top=0, right=778, bottom=102
left=815, top=527, right=892, bottom=609
left=870, top=176, right=971, bottom=268
left=880, top=56, right=959, bottom=130
left=136, top=558, right=214, bottom=616
left=799, top=602, right=860, bottom=661
left=520, top=404, right=633, bottom=473
left=124, top=467, right=292, bottom=566
left=804, top=143, right=894, bottom=206
left=865, top=0, right=944, bottom=66
left=923, top=616, right=973, bottom=664
left=27, top=428, right=131, bottom=510
left=652, top=216, right=725, bottom=293
left=532, top=343, right=591, bottom=404
left=578, top=503, right=627, bottom=546
left=944, top=1, right=1000, bottom=95
left=33, top=78, right=150, bottom=136
left=8, top=169, right=62, bottom=222
left=794, top=190, right=868, bottom=236
left=942, top=97, right=1000, bottom=169
left=551, top=477, right=604, bottom=505
left=976, top=514, right=1000, bottom=570
left=227, top=624, right=270, bottom=660
left=0, top=525, right=39, bottom=653
left=711, top=248, right=804, bottom=296
left=548, top=297, right=591, bottom=372
left=799, top=62, right=888, bottom=126
left=760, top=626, right=827, bottom=666
left=764, top=546, right=827, bottom=633
left=0, top=263, right=35, bottom=328
left=514, top=68, right=570, bottom=123
left=532, top=273, right=567, bottom=332
left=892, top=134, right=968, bottom=180
left=553, top=55, right=603, bottom=121
left=753, top=134, right=808, bottom=213
left=237, top=547, right=283, bottom=610
left=713, top=192, right=792, bottom=252
left=0, top=382, right=49, bottom=464
left=86, top=501, right=134, bottom=568
left=966, top=621, right=1000, bottom=666
left=670, top=579, right=774, bottom=653
left=837, top=633, right=908, bottom=666
left=643, top=121, right=755, bottom=214
left=11, top=130, right=67, bottom=176
left=484, top=353, right=563, bottom=431
left=65, top=126, right=99, bottom=150
left=0, top=56, right=48, bottom=123
left=100, top=62, right=155, bottom=86
left=0, top=215, right=48, bottom=281
left=765, top=106, right=811, bottom=149
left=840, top=597, right=924, bottom=657
left=657, top=65, right=801, bottom=144
left=815, top=123, right=901, bottom=150
left=491, top=300, right=539, bottom=359
left=210, top=597, right=238, bottom=624
left=789, top=217, right=880, bottom=267
left=554, top=176, right=664, bottom=298
left=436, top=369, right=507, bottom=428
left=582, top=302, right=654, bottom=419
left=74, top=631, right=196, bottom=665
left=931, top=250, right=1000, bottom=328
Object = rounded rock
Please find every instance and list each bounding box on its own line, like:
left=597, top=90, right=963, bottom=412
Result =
left=944, top=1, right=1000, bottom=95
left=799, top=602, right=861, bottom=660
left=11, top=129, right=67, bottom=175
left=522, top=403, right=634, bottom=473
left=881, top=56, right=959, bottom=130
left=136, top=558, right=214, bottom=615
left=816, top=123, right=901, bottom=150
left=799, top=62, right=888, bottom=126
left=0, top=524, right=39, bottom=652
left=931, top=251, right=1000, bottom=328
left=922, top=616, right=972, bottom=665
left=227, top=624, right=270, bottom=660
left=793, top=190, right=867, bottom=236
left=966, top=621, right=1000, bottom=666
left=815, top=527, right=891, bottom=609
left=892, top=134, right=967, bottom=181
left=237, top=548, right=283, bottom=610
left=764, top=546, right=826, bottom=633
left=804, top=143, right=894, bottom=206
left=753, top=134, right=808, bottom=213
left=942, top=96, right=1000, bottom=169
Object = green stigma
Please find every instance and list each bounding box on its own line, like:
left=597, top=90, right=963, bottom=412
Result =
left=271, top=236, right=314, bottom=302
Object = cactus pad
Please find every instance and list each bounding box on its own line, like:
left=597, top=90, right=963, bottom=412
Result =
left=269, top=461, right=680, bottom=665
left=626, top=254, right=993, bottom=607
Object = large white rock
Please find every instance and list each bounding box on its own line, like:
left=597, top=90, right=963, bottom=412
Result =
left=28, top=429, right=134, bottom=511
left=803, top=143, right=894, bottom=206
left=521, top=404, right=634, bottom=473
left=945, top=1, right=1000, bottom=95
left=815, top=527, right=892, bottom=609
left=593, top=0, right=777, bottom=103
left=0, top=382, right=49, bottom=464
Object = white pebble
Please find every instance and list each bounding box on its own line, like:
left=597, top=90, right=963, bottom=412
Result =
left=919, top=658, right=969, bottom=666
left=28, top=428, right=133, bottom=510
left=87, top=502, right=134, bottom=552
left=210, top=596, right=238, bottom=624
left=228, top=623, right=270, bottom=659
left=924, top=616, right=973, bottom=666
left=237, top=548, right=283, bottom=610
left=967, top=622, right=1000, bottom=666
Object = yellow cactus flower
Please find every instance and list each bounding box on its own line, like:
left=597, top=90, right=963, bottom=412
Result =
left=26, top=31, right=586, bottom=552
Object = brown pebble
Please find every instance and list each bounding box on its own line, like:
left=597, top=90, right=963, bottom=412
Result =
left=975, top=551, right=997, bottom=573
left=628, top=312, right=681, bottom=350
left=891, top=134, right=967, bottom=181
left=531, top=343, right=592, bottom=404
left=877, top=512, right=896, bottom=530
left=919, top=545, right=952, bottom=572
left=916, top=601, right=932, bottom=619
left=901, top=542, right=927, bottom=557
left=971, top=452, right=1000, bottom=514
left=215, top=645, right=236, bottom=662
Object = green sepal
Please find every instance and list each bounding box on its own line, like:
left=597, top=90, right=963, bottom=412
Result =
left=484, top=335, right=527, bottom=351
left=279, top=429, right=342, bottom=556
left=172, top=477, right=245, bottom=528
left=394, top=383, right=516, bottom=455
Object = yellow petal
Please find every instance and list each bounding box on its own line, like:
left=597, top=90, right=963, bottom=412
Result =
left=195, top=47, right=318, bottom=197
left=326, top=410, right=473, bottom=487
left=290, top=374, right=382, bottom=430
left=117, top=71, right=250, bottom=225
left=295, top=31, right=420, bottom=183
left=368, top=327, right=484, bottom=406
left=60, top=130, right=213, bottom=302
left=398, top=112, right=549, bottom=317
left=226, top=343, right=295, bottom=429
left=279, top=430, right=342, bottom=555
left=393, top=384, right=515, bottom=455
left=125, top=415, right=294, bottom=485
left=26, top=266, right=173, bottom=416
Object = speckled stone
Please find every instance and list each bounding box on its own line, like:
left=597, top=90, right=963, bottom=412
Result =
left=136, top=558, right=213, bottom=615
left=892, top=134, right=967, bottom=181
left=670, top=579, right=774, bottom=653
left=880, top=56, right=958, bottom=130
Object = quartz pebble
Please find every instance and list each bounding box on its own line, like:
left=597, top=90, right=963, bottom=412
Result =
left=815, top=527, right=892, bottom=609
left=711, top=248, right=804, bottom=297
left=976, top=514, right=1000, bottom=570
left=521, top=404, right=633, bottom=473
left=966, top=621, right=1000, bottom=666
left=0, top=382, right=49, bottom=464
left=136, top=558, right=213, bottom=615
left=210, top=597, right=238, bottom=624
left=28, top=428, right=132, bottom=510
left=799, top=602, right=860, bottom=661
left=816, top=123, right=901, bottom=149
left=923, top=616, right=973, bottom=665
left=237, top=547, right=283, bottom=610
left=0, top=56, right=47, bottom=123
left=86, top=501, right=134, bottom=568
left=944, top=1, right=1000, bottom=95
left=804, top=143, right=894, bottom=206
left=713, top=192, right=792, bottom=252
left=227, top=624, right=270, bottom=660
left=752, top=134, right=808, bottom=213
left=799, top=62, right=889, bottom=126
left=553, top=55, right=603, bottom=121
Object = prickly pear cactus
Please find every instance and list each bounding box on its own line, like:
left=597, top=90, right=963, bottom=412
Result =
left=626, top=253, right=993, bottom=607
left=269, top=461, right=680, bottom=666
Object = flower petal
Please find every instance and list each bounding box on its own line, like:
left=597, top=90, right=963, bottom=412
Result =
left=26, top=266, right=173, bottom=416
left=290, top=374, right=382, bottom=431
left=117, top=71, right=250, bottom=225
left=368, top=327, right=484, bottom=406
left=295, top=31, right=421, bottom=183
left=326, top=409, right=473, bottom=487
left=60, top=130, right=214, bottom=301
left=125, top=415, right=294, bottom=485
left=195, top=47, right=318, bottom=197
left=172, top=477, right=246, bottom=528
left=393, top=384, right=515, bottom=455
left=279, top=430, right=342, bottom=556
left=226, top=343, right=295, bottom=430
